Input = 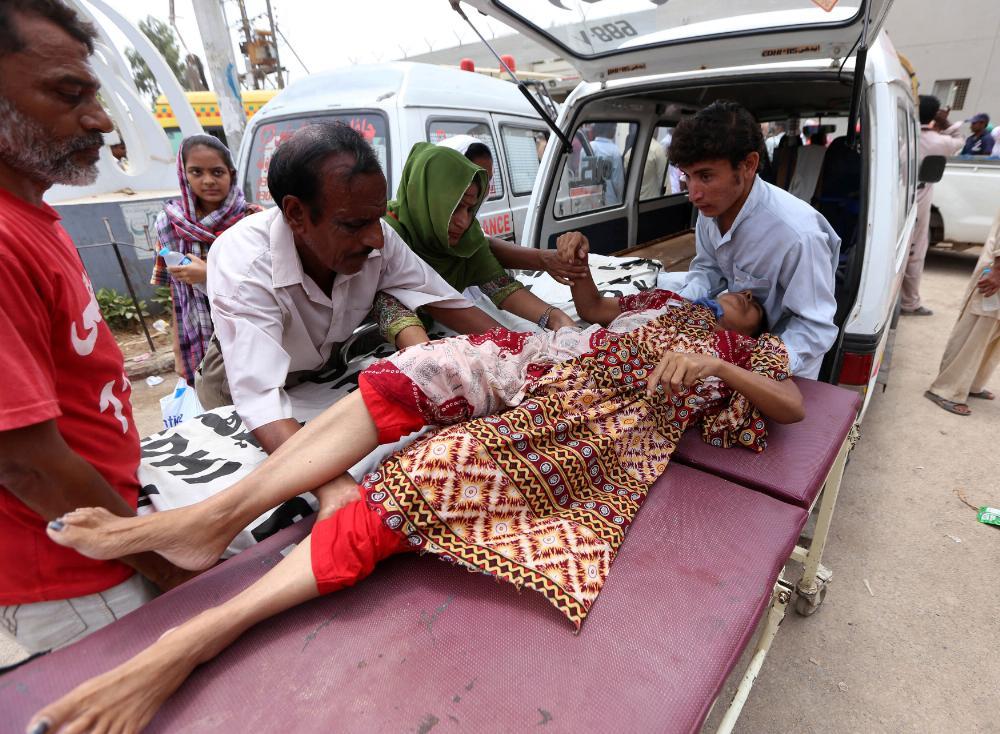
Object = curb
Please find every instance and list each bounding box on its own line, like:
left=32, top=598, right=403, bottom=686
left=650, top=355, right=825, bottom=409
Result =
left=125, top=351, right=174, bottom=380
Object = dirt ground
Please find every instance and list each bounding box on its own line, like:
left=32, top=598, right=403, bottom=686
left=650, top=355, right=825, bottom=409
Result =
left=3, top=253, right=998, bottom=733
left=710, top=249, right=1000, bottom=733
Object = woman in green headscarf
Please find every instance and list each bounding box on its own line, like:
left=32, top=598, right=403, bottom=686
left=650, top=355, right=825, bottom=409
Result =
left=374, top=143, right=576, bottom=347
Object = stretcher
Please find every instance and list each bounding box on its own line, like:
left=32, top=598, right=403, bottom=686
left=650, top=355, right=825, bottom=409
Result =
left=1, top=380, right=860, bottom=733
left=675, top=378, right=862, bottom=616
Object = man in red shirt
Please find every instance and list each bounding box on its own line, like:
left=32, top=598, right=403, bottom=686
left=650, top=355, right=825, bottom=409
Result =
left=0, top=0, right=189, bottom=656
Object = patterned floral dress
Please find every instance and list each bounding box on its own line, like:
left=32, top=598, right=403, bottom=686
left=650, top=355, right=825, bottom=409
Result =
left=359, top=290, right=790, bottom=628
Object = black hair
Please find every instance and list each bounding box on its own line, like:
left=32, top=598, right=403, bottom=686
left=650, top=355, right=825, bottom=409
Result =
left=918, top=95, right=940, bottom=125
left=668, top=100, right=764, bottom=170
left=591, top=121, right=618, bottom=139
left=464, top=142, right=492, bottom=163
left=0, top=0, right=96, bottom=57
left=181, top=134, right=236, bottom=172
left=267, top=122, right=383, bottom=220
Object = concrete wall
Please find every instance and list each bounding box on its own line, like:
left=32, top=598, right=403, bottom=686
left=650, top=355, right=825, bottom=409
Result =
left=885, top=0, right=1000, bottom=120
left=54, top=193, right=174, bottom=311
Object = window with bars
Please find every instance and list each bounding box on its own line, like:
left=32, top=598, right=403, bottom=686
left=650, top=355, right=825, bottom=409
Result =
left=931, top=79, right=970, bottom=112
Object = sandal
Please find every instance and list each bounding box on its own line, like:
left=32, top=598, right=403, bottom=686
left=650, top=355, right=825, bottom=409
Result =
left=968, top=389, right=995, bottom=400
left=924, top=391, right=971, bottom=416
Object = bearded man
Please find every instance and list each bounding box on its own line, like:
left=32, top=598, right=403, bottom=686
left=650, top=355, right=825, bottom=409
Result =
left=669, top=100, right=841, bottom=379
left=0, top=0, right=190, bottom=657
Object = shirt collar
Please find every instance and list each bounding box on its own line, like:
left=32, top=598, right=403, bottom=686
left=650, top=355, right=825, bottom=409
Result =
left=269, top=208, right=303, bottom=289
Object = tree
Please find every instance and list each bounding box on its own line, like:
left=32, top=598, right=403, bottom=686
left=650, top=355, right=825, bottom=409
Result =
left=125, top=17, right=190, bottom=105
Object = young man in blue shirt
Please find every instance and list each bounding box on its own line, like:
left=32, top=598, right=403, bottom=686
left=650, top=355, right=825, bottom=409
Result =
left=669, top=100, right=841, bottom=379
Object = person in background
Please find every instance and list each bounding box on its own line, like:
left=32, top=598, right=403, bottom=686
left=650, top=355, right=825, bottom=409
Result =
left=151, top=134, right=259, bottom=385
left=925, top=207, right=1000, bottom=415
left=0, top=0, right=189, bottom=656
left=377, top=143, right=577, bottom=340
left=901, top=95, right=964, bottom=316
left=960, top=113, right=994, bottom=157
left=589, top=121, right=625, bottom=206
left=435, top=135, right=588, bottom=287
left=626, top=134, right=668, bottom=200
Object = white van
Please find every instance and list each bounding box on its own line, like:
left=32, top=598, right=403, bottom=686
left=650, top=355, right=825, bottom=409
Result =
left=234, top=62, right=549, bottom=243
left=462, top=0, right=917, bottom=415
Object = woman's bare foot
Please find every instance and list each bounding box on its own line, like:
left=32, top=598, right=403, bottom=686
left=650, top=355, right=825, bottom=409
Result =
left=46, top=506, right=232, bottom=571
left=26, top=628, right=198, bottom=734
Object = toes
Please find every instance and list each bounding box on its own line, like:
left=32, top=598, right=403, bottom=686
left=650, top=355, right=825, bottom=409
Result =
left=26, top=702, right=93, bottom=734
left=63, top=507, right=117, bottom=527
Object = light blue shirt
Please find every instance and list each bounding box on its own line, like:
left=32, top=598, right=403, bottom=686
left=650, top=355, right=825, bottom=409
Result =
left=678, top=176, right=840, bottom=378
left=590, top=137, right=625, bottom=206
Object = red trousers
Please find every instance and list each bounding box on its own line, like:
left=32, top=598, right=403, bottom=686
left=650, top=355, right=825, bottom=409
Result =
left=309, top=373, right=425, bottom=594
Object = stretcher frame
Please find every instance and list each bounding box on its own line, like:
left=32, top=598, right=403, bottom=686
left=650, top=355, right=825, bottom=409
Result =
left=706, top=420, right=861, bottom=733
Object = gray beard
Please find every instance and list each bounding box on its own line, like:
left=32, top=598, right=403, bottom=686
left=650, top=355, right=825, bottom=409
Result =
left=0, top=97, right=105, bottom=187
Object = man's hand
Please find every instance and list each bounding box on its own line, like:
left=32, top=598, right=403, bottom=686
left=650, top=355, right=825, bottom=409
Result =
left=556, top=231, right=589, bottom=267
left=167, top=253, right=208, bottom=285
left=977, top=267, right=1000, bottom=297
left=646, top=350, right=721, bottom=396
left=538, top=248, right=590, bottom=286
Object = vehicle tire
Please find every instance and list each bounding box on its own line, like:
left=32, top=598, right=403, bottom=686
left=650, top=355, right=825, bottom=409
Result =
left=929, top=206, right=944, bottom=245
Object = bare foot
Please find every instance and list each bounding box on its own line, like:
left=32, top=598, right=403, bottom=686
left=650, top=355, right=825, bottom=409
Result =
left=26, top=629, right=197, bottom=734
left=46, top=506, right=231, bottom=571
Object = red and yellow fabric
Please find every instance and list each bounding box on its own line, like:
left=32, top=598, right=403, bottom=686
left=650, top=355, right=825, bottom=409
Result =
left=355, top=294, right=789, bottom=628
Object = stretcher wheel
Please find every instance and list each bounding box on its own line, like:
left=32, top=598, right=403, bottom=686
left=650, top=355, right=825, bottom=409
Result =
left=794, top=585, right=827, bottom=616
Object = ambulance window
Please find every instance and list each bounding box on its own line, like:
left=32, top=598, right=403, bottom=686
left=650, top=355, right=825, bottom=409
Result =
left=500, top=125, right=548, bottom=196
left=896, top=103, right=910, bottom=235
left=637, top=125, right=683, bottom=201
left=426, top=119, right=504, bottom=201
left=553, top=120, right=637, bottom=219
left=243, top=112, right=390, bottom=207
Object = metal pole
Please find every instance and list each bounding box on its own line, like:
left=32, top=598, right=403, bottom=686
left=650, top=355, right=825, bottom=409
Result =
left=192, top=0, right=246, bottom=153
left=264, top=0, right=284, bottom=89
left=103, top=218, right=156, bottom=353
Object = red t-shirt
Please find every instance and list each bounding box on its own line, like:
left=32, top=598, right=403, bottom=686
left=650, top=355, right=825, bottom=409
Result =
left=0, top=188, right=138, bottom=604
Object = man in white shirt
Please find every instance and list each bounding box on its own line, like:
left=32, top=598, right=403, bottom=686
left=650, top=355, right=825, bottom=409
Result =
left=200, top=123, right=498, bottom=454
left=589, top=122, right=625, bottom=206
left=669, top=101, right=840, bottom=379
left=901, top=95, right=964, bottom=315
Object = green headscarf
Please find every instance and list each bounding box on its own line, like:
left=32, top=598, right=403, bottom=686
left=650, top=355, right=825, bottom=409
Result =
left=385, top=142, right=505, bottom=292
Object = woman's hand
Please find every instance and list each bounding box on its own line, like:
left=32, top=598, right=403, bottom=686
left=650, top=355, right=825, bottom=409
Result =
left=976, top=267, right=1000, bottom=297
left=556, top=231, right=589, bottom=267
left=539, top=248, right=590, bottom=286
left=167, top=253, right=207, bottom=285
left=646, top=350, right=721, bottom=396
left=546, top=308, right=576, bottom=331
left=394, top=324, right=430, bottom=350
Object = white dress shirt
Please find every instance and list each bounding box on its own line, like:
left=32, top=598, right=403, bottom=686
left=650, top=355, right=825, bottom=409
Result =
left=679, top=176, right=841, bottom=378
left=208, top=207, right=470, bottom=430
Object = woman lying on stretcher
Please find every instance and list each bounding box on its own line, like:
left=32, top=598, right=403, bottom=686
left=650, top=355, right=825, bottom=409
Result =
left=29, top=231, right=803, bottom=734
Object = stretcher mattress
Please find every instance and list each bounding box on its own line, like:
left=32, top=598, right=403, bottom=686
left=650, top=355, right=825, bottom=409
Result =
left=2, top=465, right=805, bottom=734
left=674, top=378, right=860, bottom=508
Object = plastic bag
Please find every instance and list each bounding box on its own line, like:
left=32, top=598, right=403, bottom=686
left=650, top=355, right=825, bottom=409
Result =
left=159, top=379, right=204, bottom=430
